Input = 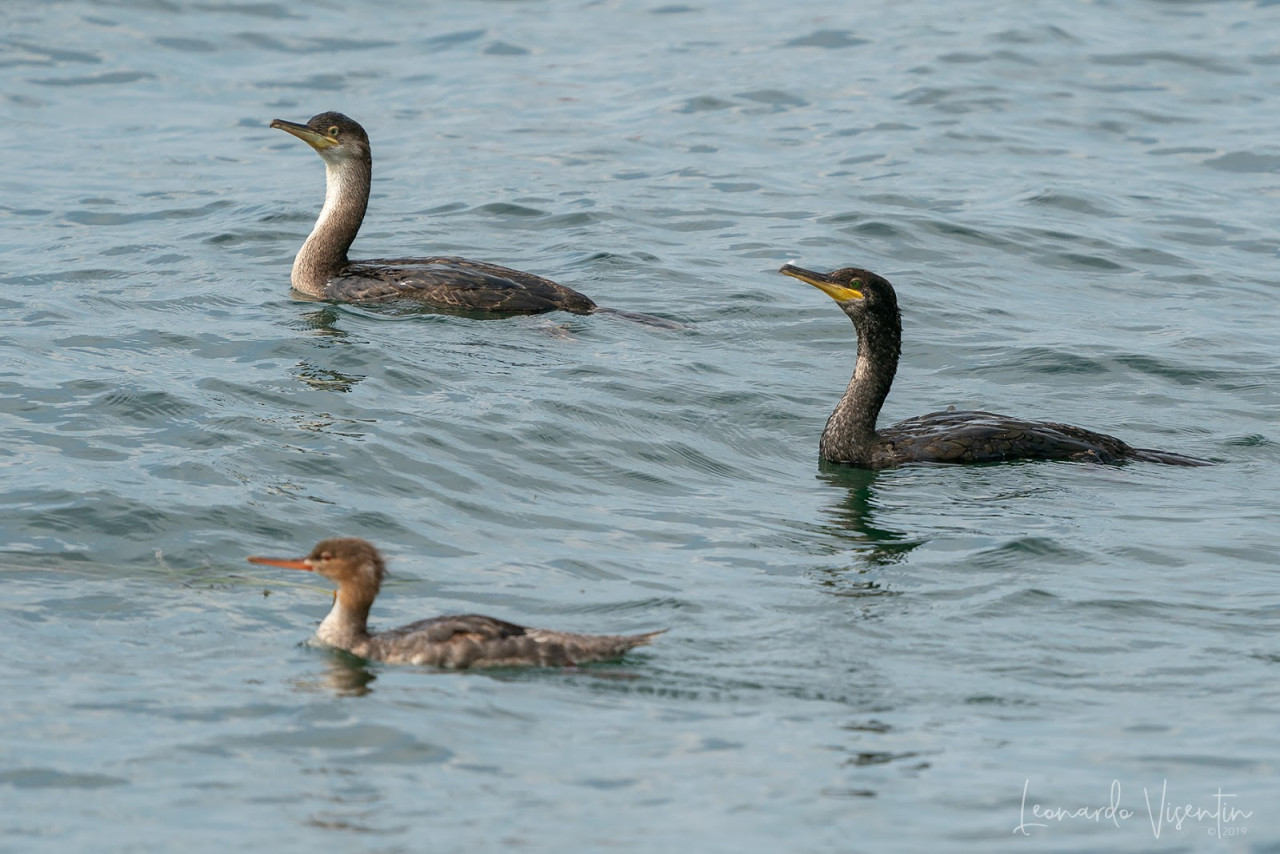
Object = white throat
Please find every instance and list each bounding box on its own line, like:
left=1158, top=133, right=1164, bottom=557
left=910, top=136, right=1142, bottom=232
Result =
left=315, top=596, right=366, bottom=649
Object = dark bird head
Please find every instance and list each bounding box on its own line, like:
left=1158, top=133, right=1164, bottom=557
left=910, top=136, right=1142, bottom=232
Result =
left=270, top=111, right=371, bottom=166
left=779, top=264, right=899, bottom=325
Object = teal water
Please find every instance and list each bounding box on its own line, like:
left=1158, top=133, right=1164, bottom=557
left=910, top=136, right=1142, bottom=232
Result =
left=2, top=0, right=1278, bottom=851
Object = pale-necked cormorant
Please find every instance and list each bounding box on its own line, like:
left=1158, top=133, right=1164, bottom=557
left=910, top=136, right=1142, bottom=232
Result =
left=249, top=538, right=664, bottom=667
left=270, top=111, right=597, bottom=314
left=781, top=264, right=1209, bottom=469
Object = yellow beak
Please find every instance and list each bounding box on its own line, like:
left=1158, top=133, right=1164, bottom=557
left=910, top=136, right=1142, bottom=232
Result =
left=779, top=264, right=864, bottom=302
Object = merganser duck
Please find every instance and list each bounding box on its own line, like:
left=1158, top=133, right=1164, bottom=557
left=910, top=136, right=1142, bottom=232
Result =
left=249, top=537, right=664, bottom=668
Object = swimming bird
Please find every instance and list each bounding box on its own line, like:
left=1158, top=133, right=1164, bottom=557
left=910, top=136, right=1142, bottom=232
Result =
left=781, top=264, right=1209, bottom=469
left=249, top=537, right=664, bottom=667
left=270, top=111, right=598, bottom=313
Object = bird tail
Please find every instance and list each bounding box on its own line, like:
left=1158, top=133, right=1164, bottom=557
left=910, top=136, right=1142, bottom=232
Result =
left=529, top=628, right=667, bottom=664
left=583, top=629, right=667, bottom=660
left=621, top=629, right=667, bottom=648
left=592, top=307, right=687, bottom=329
left=1128, top=447, right=1213, bottom=466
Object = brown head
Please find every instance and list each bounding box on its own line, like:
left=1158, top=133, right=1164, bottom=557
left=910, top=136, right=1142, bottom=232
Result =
left=269, top=111, right=371, bottom=167
left=249, top=536, right=386, bottom=597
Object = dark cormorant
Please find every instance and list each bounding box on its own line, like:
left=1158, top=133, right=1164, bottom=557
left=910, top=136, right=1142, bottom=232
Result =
left=781, top=264, right=1209, bottom=469
left=270, top=111, right=597, bottom=314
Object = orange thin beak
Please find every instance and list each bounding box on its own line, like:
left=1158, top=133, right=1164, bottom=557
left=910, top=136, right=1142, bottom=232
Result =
left=247, top=556, right=313, bottom=571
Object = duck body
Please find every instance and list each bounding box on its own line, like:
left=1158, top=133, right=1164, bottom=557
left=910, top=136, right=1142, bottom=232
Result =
left=328, top=613, right=657, bottom=668
left=249, top=537, right=662, bottom=668
left=782, top=264, right=1209, bottom=469
left=271, top=112, right=597, bottom=315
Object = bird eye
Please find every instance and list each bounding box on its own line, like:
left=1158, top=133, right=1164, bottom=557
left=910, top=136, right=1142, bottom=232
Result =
left=327, top=125, right=340, bottom=137
left=320, top=552, right=332, bottom=560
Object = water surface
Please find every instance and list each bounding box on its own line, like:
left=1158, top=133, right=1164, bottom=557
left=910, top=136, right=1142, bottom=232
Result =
left=2, top=1, right=1278, bottom=851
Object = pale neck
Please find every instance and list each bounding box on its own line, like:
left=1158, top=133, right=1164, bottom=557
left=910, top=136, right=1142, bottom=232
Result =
left=314, top=585, right=374, bottom=650
left=290, top=154, right=371, bottom=297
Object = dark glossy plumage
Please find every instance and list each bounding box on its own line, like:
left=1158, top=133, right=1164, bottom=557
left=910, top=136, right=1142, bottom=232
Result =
left=249, top=537, right=663, bottom=668
left=271, top=111, right=597, bottom=315
left=842, top=409, right=1203, bottom=467
left=781, top=264, right=1209, bottom=469
left=329, top=256, right=597, bottom=313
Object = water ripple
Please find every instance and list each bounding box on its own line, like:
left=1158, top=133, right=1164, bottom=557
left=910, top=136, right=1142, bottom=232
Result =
left=1, top=1, right=1278, bottom=850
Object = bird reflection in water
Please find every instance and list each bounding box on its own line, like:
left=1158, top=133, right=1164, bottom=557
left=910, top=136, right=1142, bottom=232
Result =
left=295, top=305, right=345, bottom=334
left=294, top=362, right=362, bottom=393
left=812, top=465, right=922, bottom=597
left=293, top=651, right=378, bottom=698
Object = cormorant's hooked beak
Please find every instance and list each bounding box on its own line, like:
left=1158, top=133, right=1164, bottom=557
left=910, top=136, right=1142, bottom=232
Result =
left=779, top=264, right=864, bottom=302
left=270, top=119, right=338, bottom=151
left=247, top=554, right=315, bottom=572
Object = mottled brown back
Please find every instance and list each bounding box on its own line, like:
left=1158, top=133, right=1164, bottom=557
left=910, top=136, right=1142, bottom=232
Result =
left=361, top=613, right=663, bottom=668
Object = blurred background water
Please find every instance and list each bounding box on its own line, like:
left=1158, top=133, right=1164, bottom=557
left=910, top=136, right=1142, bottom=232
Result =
left=2, top=0, right=1278, bottom=851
